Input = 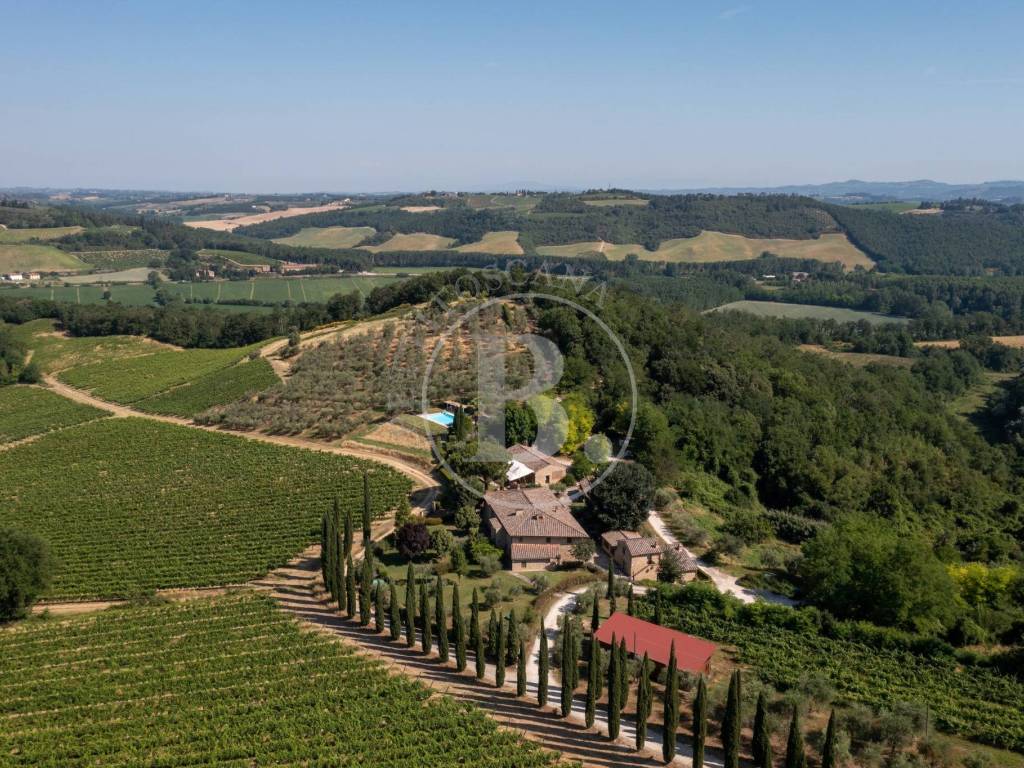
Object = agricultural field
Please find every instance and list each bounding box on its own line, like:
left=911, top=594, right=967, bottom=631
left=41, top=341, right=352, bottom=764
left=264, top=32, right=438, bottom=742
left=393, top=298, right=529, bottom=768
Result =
left=537, top=231, right=873, bottom=270
left=7, top=319, right=172, bottom=373
left=581, top=197, right=649, bottom=207
left=62, top=267, right=155, bottom=284
left=454, top=230, right=524, bottom=254
left=0, top=386, right=109, bottom=445
left=0, top=418, right=410, bottom=599
left=0, top=593, right=558, bottom=768
left=58, top=343, right=266, bottom=405
left=73, top=248, right=166, bottom=270
left=709, top=300, right=909, bottom=325
left=798, top=344, right=915, bottom=367
left=0, top=225, right=83, bottom=242
left=0, top=243, right=89, bottom=272
left=463, top=193, right=542, bottom=212
left=134, top=357, right=278, bottom=417
left=272, top=225, right=376, bottom=248
left=361, top=233, right=456, bottom=252
left=198, top=248, right=280, bottom=266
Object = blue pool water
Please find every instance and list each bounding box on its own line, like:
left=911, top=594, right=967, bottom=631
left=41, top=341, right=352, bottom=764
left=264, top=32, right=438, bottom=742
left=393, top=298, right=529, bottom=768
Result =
left=421, top=411, right=455, bottom=428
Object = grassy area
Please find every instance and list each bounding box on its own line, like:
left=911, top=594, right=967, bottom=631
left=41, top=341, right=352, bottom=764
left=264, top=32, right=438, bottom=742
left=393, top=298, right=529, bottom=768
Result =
left=198, top=248, right=281, bottom=266
left=272, top=226, right=376, bottom=248
left=0, top=418, right=410, bottom=599
left=0, top=225, right=83, bottom=242
left=581, top=197, right=649, bottom=207
left=709, top=300, right=909, bottom=325
left=844, top=201, right=921, bottom=213
left=58, top=343, right=266, bottom=404
left=798, top=344, right=916, bottom=367
left=0, top=385, right=109, bottom=444
left=463, top=194, right=542, bottom=212
left=454, top=230, right=524, bottom=254
left=537, top=231, right=874, bottom=270
left=8, top=319, right=171, bottom=373
left=361, top=233, right=456, bottom=252
left=75, top=248, right=166, bottom=269
left=0, top=243, right=89, bottom=272
left=62, top=267, right=155, bottom=283
left=134, top=357, right=278, bottom=417
left=0, top=593, right=558, bottom=768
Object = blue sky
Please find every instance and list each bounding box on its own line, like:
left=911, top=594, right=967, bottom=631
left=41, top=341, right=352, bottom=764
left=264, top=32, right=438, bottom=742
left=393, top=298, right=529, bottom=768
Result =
left=2, top=1, right=1022, bottom=192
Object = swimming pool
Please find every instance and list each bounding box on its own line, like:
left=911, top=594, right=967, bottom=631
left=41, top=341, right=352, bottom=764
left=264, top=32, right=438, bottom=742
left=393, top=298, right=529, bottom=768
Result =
left=420, top=411, right=455, bottom=428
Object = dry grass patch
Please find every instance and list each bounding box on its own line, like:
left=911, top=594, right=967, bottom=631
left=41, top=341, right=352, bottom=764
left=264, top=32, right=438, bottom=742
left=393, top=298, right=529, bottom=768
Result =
left=454, top=230, right=523, bottom=255
left=363, top=421, right=433, bottom=452
left=272, top=226, right=375, bottom=249
left=185, top=202, right=347, bottom=232
left=361, top=233, right=456, bottom=252
left=799, top=344, right=915, bottom=368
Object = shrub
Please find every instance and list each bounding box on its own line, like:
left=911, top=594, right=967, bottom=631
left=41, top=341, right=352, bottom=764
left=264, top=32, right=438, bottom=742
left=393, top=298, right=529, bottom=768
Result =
left=653, top=487, right=680, bottom=510
left=395, top=523, right=430, bottom=558
left=428, top=527, right=455, bottom=557
left=453, top=504, right=481, bottom=533
left=721, top=509, right=772, bottom=545
left=0, top=529, right=56, bottom=621
left=467, top=533, right=502, bottom=564
left=570, top=539, right=596, bottom=563
left=478, top=554, right=501, bottom=577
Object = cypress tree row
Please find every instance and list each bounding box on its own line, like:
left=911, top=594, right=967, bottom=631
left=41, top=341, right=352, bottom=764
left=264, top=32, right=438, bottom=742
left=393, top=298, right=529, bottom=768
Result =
left=722, top=671, right=740, bottom=768
left=389, top=581, right=401, bottom=641
left=821, top=709, right=837, bottom=768
left=495, top=615, right=506, bottom=687
left=753, top=691, right=771, bottom=768
left=435, top=575, right=449, bottom=663
left=693, top=674, right=708, bottom=768
left=453, top=583, right=467, bottom=671
left=474, top=608, right=486, bottom=679
left=345, top=554, right=357, bottom=620
left=374, top=580, right=386, bottom=632
left=635, top=652, right=652, bottom=751
left=361, top=472, right=372, bottom=545
left=326, top=510, right=338, bottom=601
left=320, top=512, right=331, bottom=595
left=537, top=620, right=549, bottom=706
left=561, top=618, right=579, bottom=717
left=517, top=639, right=527, bottom=696
left=663, top=641, right=679, bottom=763
left=784, top=708, right=805, bottom=768
left=343, top=507, right=353, bottom=558
left=607, top=567, right=617, bottom=614
left=618, top=638, right=629, bottom=712
left=591, top=596, right=600, bottom=632
left=469, top=588, right=480, bottom=650
left=420, top=589, right=432, bottom=654
left=359, top=555, right=373, bottom=627
left=607, top=632, right=620, bottom=739
left=506, top=609, right=520, bottom=667
left=585, top=632, right=601, bottom=728
left=487, top=611, right=499, bottom=659
left=627, top=584, right=635, bottom=616
left=404, top=563, right=416, bottom=647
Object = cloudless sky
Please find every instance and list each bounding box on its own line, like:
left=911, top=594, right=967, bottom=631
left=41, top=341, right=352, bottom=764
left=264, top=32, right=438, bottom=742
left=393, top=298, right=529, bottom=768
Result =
left=2, top=0, right=1022, bottom=192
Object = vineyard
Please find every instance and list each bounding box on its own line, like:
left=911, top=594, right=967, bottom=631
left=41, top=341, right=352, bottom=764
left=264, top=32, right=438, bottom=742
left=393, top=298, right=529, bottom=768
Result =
left=58, top=343, right=267, bottom=405
left=0, top=418, right=410, bottom=599
left=133, top=357, right=277, bottom=417
left=656, top=599, right=1024, bottom=751
left=0, top=593, right=559, bottom=768
left=0, top=386, right=109, bottom=444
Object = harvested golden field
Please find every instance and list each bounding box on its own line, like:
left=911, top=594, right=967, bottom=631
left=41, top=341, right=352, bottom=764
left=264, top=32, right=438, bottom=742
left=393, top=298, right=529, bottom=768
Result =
left=363, top=421, right=433, bottom=452
left=799, top=344, right=915, bottom=367
left=272, top=225, right=375, bottom=248
left=399, top=205, right=442, bottom=213
left=916, top=336, right=1024, bottom=350
left=537, top=231, right=873, bottom=270
left=185, top=202, right=347, bottom=232
left=455, top=230, right=524, bottom=254
left=360, top=233, right=456, bottom=252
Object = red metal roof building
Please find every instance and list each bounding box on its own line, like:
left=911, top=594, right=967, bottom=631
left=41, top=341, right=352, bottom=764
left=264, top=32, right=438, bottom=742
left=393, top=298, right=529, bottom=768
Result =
left=593, top=612, right=717, bottom=674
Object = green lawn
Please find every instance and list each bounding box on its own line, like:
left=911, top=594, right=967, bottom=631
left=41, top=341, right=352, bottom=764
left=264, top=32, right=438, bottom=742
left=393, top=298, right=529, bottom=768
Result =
left=709, top=300, right=909, bottom=325
left=0, top=244, right=89, bottom=272
left=272, top=226, right=376, bottom=249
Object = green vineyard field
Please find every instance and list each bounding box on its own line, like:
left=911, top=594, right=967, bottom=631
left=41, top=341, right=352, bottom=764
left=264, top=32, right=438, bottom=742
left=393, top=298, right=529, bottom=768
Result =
left=0, top=386, right=109, bottom=444
left=134, top=357, right=277, bottom=417
left=0, top=594, right=559, bottom=768
left=0, top=419, right=410, bottom=599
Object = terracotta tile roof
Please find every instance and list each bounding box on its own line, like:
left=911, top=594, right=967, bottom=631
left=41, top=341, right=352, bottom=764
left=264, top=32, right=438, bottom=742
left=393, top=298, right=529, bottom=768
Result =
left=679, top=555, right=702, bottom=572
left=594, top=612, right=717, bottom=672
left=601, top=530, right=642, bottom=548
left=508, top=443, right=566, bottom=472
left=510, top=543, right=562, bottom=562
left=622, top=537, right=662, bottom=557
left=484, top=488, right=587, bottom=539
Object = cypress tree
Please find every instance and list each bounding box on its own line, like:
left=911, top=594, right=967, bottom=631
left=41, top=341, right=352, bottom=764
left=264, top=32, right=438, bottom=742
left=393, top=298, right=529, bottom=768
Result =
left=487, top=611, right=499, bottom=659
left=334, top=527, right=346, bottom=613
left=389, top=581, right=401, bottom=641
left=404, top=564, right=416, bottom=647
left=635, top=652, right=652, bottom=751
left=474, top=608, right=486, bottom=679
left=517, top=639, right=527, bottom=696
left=821, top=709, right=837, bottom=768
left=607, top=632, right=620, bottom=738
left=345, top=554, right=356, bottom=620
left=469, top=588, right=480, bottom=650
left=618, top=638, right=629, bottom=712
left=693, top=674, right=708, bottom=768
left=343, top=507, right=353, bottom=558
left=361, top=472, right=372, bottom=545
left=585, top=632, right=601, bottom=728
left=627, top=584, right=635, bottom=616
left=453, top=583, right=467, bottom=671
left=506, top=609, right=520, bottom=667
left=784, top=708, right=805, bottom=768
left=420, top=589, right=432, bottom=654
left=359, top=555, right=373, bottom=627
left=607, top=567, right=617, bottom=614
left=753, top=691, right=770, bottom=768
left=568, top=618, right=581, bottom=690
left=320, top=512, right=330, bottom=593
left=591, top=595, right=600, bottom=632
left=435, top=575, right=449, bottom=663
left=662, top=641, right=679, bottom=762
left=374, top=580, right=386, bottom=632
left=327, top=510, right=339, bottom=601
left=495, top=615, right=506, bottom=687
left=722, top=671, right=740, bottom=768
left=537, top=620, right=549, bottom=706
